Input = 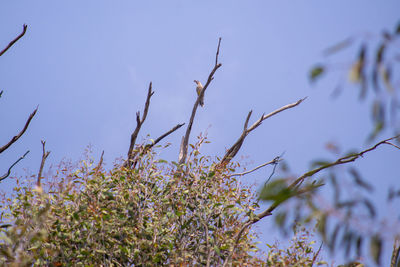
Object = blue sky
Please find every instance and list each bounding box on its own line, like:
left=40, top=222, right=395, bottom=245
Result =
left=1, top=1, right=399, bottom=264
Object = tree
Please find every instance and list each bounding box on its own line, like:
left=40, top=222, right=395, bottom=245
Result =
left=1, top=21, right=399, bottom=266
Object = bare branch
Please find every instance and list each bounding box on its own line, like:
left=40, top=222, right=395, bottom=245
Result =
left=215, top=37, right=221, bottom=66
left=127, top=82, right=154, bottom=161
left=224, top=135, right=400, bottom=266
left=220, top=98, right=305, bottom=165
left=229, top=156, right=282, bottom=177
left=391, top=237, right=400, bottom=267
left=0, top=150, right=29, bottom=182
left=37, top=140, right=50, bottom=187
left=0, top=24, right=28, bottom=57
left=0, top=107, right=38, bottom=154
left=144, top=123, right=185, bottom=152
left=178, top=38, right=222, bottom=164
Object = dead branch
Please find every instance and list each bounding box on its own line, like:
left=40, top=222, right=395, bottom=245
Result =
left=0, top=150, right=29, bottom=182
left=0, top=24, right=28, bottom=57
left=391, top=237, right=400, bottom=267
left=144, top=123, right=185, bottom=152
left=127, top=82, right=154, bottom=162
left=178, top=38, right=222, bottom=165
left=229, top=156, right=282, bottom=177
left=220, top=98, right=306, bottom=166
left=37, top=140, right=50, bottom=187
left=0, top=107, right=38, bottom=154
left=223, top=135, right=400, bottom=267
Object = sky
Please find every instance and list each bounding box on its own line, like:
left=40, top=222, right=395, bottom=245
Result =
left=1, top=1, right=399, bottom=265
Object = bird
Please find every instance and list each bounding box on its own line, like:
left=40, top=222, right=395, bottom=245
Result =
left=194, top=80, right=204, bottom=107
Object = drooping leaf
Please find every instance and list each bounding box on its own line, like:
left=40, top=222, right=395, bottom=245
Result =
left=259, top=178, right=293, bottom=205
left=370, top=234, right=382, bottom=265
left=310, top=65, right=325, bottom=82
left=348, top=168, right=373, bottom=192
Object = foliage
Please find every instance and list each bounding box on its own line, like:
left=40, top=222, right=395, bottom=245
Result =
left=0, top=140, right=267, bottom=266
left=266, top=225, right=328, bottom=267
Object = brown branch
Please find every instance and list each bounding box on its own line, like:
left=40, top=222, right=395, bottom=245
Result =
left=229, top=156, right=282, bottom=177
left=220, top=98, right=306, bottom=166
left=223, top=135, right=400, bottom=267
left=127, top=82, right=154, bottom=162
left=391, top=237, right=400, bottom=267
left=0, top=107, right=38, bottom=154
left=178, top=38, right=222, bottom=164
left=144, top=123, right=185, bottom=152
left=0, top=150, right=29, bottom=182
left=37, top=140, right=50, bottom=187
left=0, top=24, right=28, bottom=57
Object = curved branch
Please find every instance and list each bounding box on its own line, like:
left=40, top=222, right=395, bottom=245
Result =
left=223, top=134, right=400, bottom=266
left=0, top=150, right=29, bottom=182
left=178, top=38, right=222, bottom=164
left=220, top=98, right=306, bottom=166
left=37, top=140, right=50, bottom=187
left=0, top=107, right=38, bottom=154
left=0, top=24, right=27, bottom=57
left=127, top=82, right=154, bottom=161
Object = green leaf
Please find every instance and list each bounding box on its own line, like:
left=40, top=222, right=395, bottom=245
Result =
left=259, top=179, right=293, bottom=205
left=310, top=65, right=324, bottom=82
left=370, top=234, right=382, bottom=265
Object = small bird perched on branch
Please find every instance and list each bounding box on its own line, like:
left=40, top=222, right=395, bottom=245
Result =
left=194, top=80, right=204, bottom=107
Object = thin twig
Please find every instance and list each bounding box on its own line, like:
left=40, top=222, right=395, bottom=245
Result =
left=37, top=140, right=50, bottom=187
left=220, top=98, right=305, bottom=165
left=94, top=150, right=104, bottom=175
left=178, top=38, right=222, bottom=164
left=391, top=236, right=400, bottom=267
left=229, top=156, right=282, bottom=177
left=0, top=107, right=38, bottom=154
left=223, top=135, right=400, bottom=267
left=127, top=82, right=154, bottom=162
left=0, top=150, right=29, bottom=182
left=144, top=123, right=185, bottom=152
left=0, top=24, right=28, bottom=57
left=311, top=242, right=324, bottom=265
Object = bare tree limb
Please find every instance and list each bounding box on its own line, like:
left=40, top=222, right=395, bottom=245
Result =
left=391, top=236, right=400, bottom=267
left=229, top=156, right=282, bottom=177
left=127, top=82, right=154, bottom=162
left=0, top=107, right=38, bottom=154
left=37, top=140, right=50, bottom=187
left=223, top=135, right=400, bottom=267
left=220, top=98, right=306, bottom=166
left=0, top=150, right=29, bottom=182
left=144, top=123, right=185, bottom=152
left=0, top=24, right=28, bottom=57
left=124, top=123, right=184, bottom=168
left=178, top=38, right=222, bottom=165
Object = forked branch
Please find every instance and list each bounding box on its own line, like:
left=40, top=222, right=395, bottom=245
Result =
left=37, top=140, right=50, bottom=187
left=127, top=82, right=154, bottom=161
left=220, top=98, right=306, bottom=166
left=178, top=38, right=222, bottom=164
left=0, top=24, right=28, bottom=57
left=0, top=107, right=38, bottom=154
left=223, top=135, right=400, bottom=266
